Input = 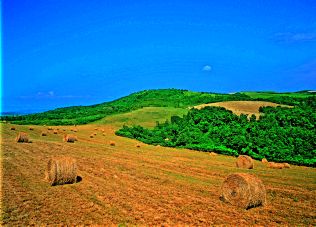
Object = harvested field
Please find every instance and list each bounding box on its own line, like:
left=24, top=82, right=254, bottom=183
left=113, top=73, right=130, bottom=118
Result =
left=193, top=101, right=292, bottom=118
left=1, top=123, right=315, bottom=225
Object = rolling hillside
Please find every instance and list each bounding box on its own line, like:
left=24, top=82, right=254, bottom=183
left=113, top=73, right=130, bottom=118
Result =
left=0, top=89, right=257, bottom=125
left=2, top=89, right=315, bottom=126
left=94, top=107, right=188, bottom=128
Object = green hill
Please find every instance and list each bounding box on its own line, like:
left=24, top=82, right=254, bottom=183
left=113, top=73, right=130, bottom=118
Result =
left=2, top=88, right=315, bottom=125
left=2, top=89, right=249, bottom=125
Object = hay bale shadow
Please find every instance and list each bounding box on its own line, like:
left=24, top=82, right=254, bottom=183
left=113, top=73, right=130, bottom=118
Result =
left=76, top=176, right=82, bottom=183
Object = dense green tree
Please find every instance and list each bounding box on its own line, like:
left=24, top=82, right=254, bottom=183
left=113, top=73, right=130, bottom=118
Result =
left=116, top=99, right=316, bottom=166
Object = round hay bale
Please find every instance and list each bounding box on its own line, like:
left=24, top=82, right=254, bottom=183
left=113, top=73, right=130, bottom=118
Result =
left=46, top=157, right=77, bottom=186
left=47, top=127, right=53, bottom=130
left=41, top=131, right=47, bottom=136
left=109, top=141, right=116, bottom=146
left=29, top=127, right=34, bottom=131
left=136, top=144, right=141, bottom=148
left=90, top=134, right=94, bottom=138
left=93, top=132, right=97, bottom=136
left=209, top=152, right=218, bottom=156
left=10, top=126, right=16, bottom=130
left=261, top=158, right=268, bottom=164
left=236, top=155, right=254, bottom=169
left=268, top=162, right=284, bottom=169
left=220, top=173, right=266, bottom=209
left=94, top=128, right=98, bottom=131
left=102, top=133, right=106, bottom=136
left=101, top=129, right=105, bottom=132
left=16, top=132, right=29, bottom=143
left=63, top=134, right=77, bottom=143
left=282, top=163, right=290, bottom=168
left=53, top=130, right=58, bottom=134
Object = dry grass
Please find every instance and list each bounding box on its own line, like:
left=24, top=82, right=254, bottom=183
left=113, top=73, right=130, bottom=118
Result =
left=193, top=101, right=292, bottom=119
left=2, top=123, right=316, bottom=226
left=220, top=173, right=266, bottom=209
left=236, top=155, right=254, bottom=169
left=46, top=156, right=77, bottom=186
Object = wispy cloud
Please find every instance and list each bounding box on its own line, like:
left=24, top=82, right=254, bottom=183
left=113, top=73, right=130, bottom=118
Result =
left=273, top=32, right=316, bottom=44
left=294, top=59, right=316, bottom=76
left=202, top=65, right=212, bottom=71
left=20, top=91, right=91, bottom=99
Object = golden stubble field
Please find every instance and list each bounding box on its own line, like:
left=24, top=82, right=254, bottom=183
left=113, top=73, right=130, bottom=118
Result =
left=193, top=101, right=292, bottom=119
left=1, top=123, right=315, bottom=225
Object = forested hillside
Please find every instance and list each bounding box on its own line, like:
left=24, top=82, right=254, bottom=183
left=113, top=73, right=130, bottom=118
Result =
left=116, top=95, right=316, bottom=166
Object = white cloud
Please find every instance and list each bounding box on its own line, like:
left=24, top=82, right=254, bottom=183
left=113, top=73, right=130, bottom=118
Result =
left=202, top=65, right=212, bottom=71
left=19, top=91, right=91, bottom=99
left=273, top=32, right=316, bottom=43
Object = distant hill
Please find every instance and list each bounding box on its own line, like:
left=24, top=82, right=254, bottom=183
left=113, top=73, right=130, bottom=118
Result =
left=1, top=89, right=249, bottom=125
left=1, top=88, right=315, bottom=125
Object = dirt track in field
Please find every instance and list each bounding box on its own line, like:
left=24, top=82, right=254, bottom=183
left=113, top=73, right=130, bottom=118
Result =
left=193, top=101, right=292, bottom=118
left=1, top=123, right=315, bottom=225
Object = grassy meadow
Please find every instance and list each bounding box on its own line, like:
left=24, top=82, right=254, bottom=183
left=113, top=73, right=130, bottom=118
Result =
left=94, top=107, right=188, bottom=128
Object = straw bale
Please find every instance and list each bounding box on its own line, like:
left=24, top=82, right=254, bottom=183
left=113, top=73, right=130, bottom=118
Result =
left=236, top=155, right=254, bottom=169
left=46, top=157, right=77, bottom=186
left=16, top=132, right=29, bottom=143
left=220, top=173, right=266, bottom=209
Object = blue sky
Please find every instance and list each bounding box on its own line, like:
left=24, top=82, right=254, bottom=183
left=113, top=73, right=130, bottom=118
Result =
left=2, top=0, right=316, bottom=113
